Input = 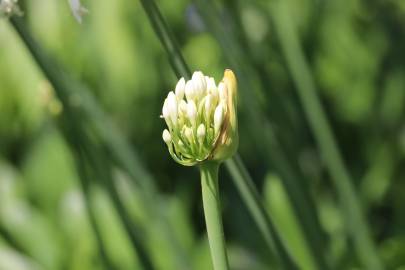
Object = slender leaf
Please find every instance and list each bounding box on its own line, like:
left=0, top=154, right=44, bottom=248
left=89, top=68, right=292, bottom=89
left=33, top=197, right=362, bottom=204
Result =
left=270, top=1, right=384, bottom=269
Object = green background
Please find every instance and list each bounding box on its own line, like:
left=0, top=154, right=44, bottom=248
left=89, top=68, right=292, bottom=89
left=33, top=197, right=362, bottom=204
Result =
left=0, top=0, right=405, bottom=269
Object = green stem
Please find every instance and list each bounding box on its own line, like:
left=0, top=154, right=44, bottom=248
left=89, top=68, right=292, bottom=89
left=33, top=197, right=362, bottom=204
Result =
left=200, top=162, right=230, bottom=270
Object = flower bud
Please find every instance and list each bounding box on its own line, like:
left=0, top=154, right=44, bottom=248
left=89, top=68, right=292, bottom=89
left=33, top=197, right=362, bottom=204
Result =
left=161, top=69, right=238, bottom=166
left=214, top=104, right=224, bottom=135
left=162, top=98, right=169, bottom=119
left=204, top=94, right=214, bottom=119
left=185, top=80, right=196, bottom=101
left=162, top=129, right=171, bottom=144
left=211, top=70, right=238, bottom=162
left=178, top=100, right=188, bottom=115
left=187, top=100, right=197, bottom=126
left=192, top=71, right=207, bottom=99
left=167, top=91, right=178, bottom=125
left=206, top=76, right=216, bottom=93
left=175, top=77, right=185, bottom=100
left=184, top=127, right=193, bottom=142
left=218, top=82, right=227, bottom=101
left=197, top=124, right=206, bottom=142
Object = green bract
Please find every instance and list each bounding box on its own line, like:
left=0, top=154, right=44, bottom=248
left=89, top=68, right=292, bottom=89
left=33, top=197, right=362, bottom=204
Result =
left=162, top=69, right=238, bottom=166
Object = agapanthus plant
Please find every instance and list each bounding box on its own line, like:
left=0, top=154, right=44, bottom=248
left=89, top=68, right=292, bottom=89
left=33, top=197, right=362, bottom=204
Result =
left=161, top=69, right=238, bottom=270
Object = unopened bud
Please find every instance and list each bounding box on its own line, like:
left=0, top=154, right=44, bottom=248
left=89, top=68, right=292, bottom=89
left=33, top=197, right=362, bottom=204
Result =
left=185, top=80, right=196, bottom=101
left=187, top=100, right=197, bottom=126
left=197, top=124, right=206, bottom=142
left=162, top=129, right=171, bottom=144
left=218, top=82, right=227, bottom=101
left=214, top=103, right=224, bottom=134
left=175, top=77, right=185, bottom=100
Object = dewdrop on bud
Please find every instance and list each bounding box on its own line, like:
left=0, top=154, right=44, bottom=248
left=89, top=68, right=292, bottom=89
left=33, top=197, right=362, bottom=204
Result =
left=161, top=69, right=238, bottom=166
left=162, top=129, right=171, bottom=144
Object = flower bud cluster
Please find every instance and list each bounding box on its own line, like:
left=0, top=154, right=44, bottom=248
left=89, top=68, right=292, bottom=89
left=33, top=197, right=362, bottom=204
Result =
left=161, top=71, right=232, bottom=166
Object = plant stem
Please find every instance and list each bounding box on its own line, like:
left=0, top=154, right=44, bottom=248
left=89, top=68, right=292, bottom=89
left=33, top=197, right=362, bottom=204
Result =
left=200, top=162, right=230, bottom=270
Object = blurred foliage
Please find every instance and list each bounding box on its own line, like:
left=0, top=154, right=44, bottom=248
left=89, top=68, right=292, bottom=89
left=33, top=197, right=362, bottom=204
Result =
left=1, top=0, right=405, bottom=269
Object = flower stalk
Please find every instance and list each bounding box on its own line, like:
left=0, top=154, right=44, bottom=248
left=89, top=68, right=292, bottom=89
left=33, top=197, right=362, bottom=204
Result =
left=200, top=162, right=230, bottom=270
left=161, top=69, right=237, bottom=270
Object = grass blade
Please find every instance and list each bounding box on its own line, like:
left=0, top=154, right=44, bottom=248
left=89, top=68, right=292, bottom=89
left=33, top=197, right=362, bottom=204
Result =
left=270, top=1, right=384, bottom=269
left=193, top=1, right=330, bottom=269
left=225, top=156, right=298, bottom=269
left=9, top=16, right=159, bottom=270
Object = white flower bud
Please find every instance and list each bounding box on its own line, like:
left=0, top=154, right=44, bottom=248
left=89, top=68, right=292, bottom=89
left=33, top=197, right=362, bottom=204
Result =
left=178, top=100, right=188, bottom=115
left=175, top=77, right=185, bottom=100
left=184, top=127, right=193, bottom=142
left=162, top=129, right=171, bottom=144
left=192, top=71, right=207, bottom=99
left=167, top=91, right=178, bottom=125
left=185, top=80, right=196, bottom=101
left=206, top=76, right=216, bottom=92
left=187, top=100, right=197, bottom=126
left=214, top=103, right=224, bottom=134
left=218, top=82, right=228, bottom=101
left=162, top=98, right=169, bottom=119
left=210, top=83, right=219, bottom=101
left=205, top=94, right=214, bottom=118
left=178, top=140, right=184, bottom=147
left=197, top=124, right=206, bottom=142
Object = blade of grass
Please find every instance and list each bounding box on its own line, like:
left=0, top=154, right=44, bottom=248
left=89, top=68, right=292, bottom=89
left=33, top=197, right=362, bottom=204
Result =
left=9, top=16, right=189, bottom=270
left=139, top=0, right=190, bottom=79
left=73, top=145, right=118, bottom=270
left=79, top=137, right=154, bottom=270
left=225, top=156, right=297, bottom=269
left=270, top=1, right=384, bottom=269
left=136, top=1, right=299, bottom=269
left=193, top=1, right=330, bottom=269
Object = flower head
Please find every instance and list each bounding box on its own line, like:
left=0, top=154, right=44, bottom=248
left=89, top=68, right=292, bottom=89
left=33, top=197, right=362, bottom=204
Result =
left=161, top=69, right=238, bottom=166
